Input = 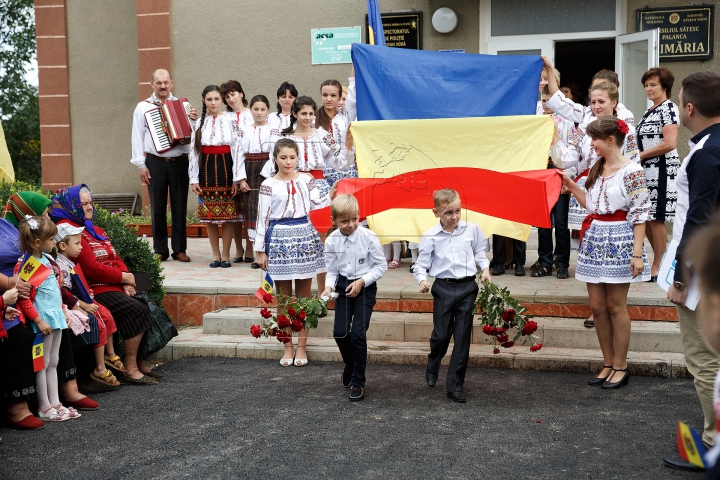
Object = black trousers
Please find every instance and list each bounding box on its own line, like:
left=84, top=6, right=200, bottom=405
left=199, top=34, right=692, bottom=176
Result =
left=538, top=192, right=570, bottom=269
left=333, top=275, right=377, bottom=388
left=146, top=153, right=189, bottom=257
left=492, top=235, right=526, bottom=266
left=427, top=278, right=479, bottom=393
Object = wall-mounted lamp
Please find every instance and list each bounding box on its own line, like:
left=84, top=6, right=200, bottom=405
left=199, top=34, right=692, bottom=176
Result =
left=432, top=7, right=458, bottom=33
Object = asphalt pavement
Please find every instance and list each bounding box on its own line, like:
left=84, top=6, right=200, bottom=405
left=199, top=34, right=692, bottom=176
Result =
left=0, top=358, right=705, bottom=479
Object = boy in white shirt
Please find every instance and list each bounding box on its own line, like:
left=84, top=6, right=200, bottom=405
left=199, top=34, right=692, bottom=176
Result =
left=414, top=188, right=492, bottom=403
left=322, top=194, right=387, bottom=402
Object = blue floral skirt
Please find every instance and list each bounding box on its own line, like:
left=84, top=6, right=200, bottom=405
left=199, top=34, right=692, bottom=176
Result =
left=267, top=221, right=326, bottom=280
left=575, top=220, right=650, bottom=284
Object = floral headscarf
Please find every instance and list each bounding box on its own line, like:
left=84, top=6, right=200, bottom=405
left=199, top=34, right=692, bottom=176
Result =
left=1, top=192, right=52, bottom=228
left=51, top=184, right=107, bottom=241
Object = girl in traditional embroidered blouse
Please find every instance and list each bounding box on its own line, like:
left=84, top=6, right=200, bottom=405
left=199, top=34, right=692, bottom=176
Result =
left=316, top=79, right=358, bottom=187
left=234, top=95, right=281, bottom=269
left=255, top=138, right=336, bottom=367
left=268, top=82, right=297, bottom=131
left=189, top=85, right=241, bottom=268
left=559, top=117, right=650, bottom=390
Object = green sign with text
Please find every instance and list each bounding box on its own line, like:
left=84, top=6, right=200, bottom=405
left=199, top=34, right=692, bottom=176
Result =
left=311, top=27, right=362, bottom=65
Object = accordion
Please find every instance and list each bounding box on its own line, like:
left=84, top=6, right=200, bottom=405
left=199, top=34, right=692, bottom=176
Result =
left=144, top=98, right=196, bottom=153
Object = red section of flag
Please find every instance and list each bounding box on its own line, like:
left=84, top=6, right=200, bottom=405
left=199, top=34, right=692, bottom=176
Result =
left=310, top=167, right=562, bottom=233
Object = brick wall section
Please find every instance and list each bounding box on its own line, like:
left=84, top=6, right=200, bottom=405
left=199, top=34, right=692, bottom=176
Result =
left=135, top=0, right=172, bottom=209
left=35, top=0, right=72, bottom=190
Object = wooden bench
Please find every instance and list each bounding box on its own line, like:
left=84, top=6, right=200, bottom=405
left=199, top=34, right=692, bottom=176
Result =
left=93, top=193, right=140, bottom=215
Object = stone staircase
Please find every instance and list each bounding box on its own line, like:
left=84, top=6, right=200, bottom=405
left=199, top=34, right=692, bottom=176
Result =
left=153, top=307, right=688, bottom=378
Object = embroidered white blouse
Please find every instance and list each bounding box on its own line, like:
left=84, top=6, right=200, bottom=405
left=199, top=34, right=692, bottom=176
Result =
left=550, top=123, right=640, bottom=176
left=188, top=114, right=237, bottom=184
left=317, top=111, right=350, bottom=146
left=254, top=175, right=331, bottom=253
left=546, top=90, right=636, bottom=132
left=585, top=161, right=650, bottom=225
left=260, top=130, right=354, bottom=178
left=224, top=110, right=254, bottom=134
left=233, top=124, right=281, bottom=182
left=268, top=112, right=292, bottom=131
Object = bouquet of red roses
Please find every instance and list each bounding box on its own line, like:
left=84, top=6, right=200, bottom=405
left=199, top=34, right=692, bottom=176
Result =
left=250, top=293, right=328, bottom=343
left=475, top=280, right=542, bottom=354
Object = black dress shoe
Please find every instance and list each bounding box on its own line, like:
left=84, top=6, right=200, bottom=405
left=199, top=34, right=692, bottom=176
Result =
left=584, top=318, right=595, bottom=328
left=250, top=262, right=260, bottom=269
left=588, top=366, right=613, bottom=386
left=662, top=457, right=704, bottom=472
left=447, top=391, right=466, bottom=403
left=426, top=371, right=437, bottom=388
left=350, top=386, right=364, bottom=401
left=601, top=368, right=630, bottom=389
left=515, top=264, right=526, bottom=276
left=491, top=264, right=505, bottom=276
left=342, top=370, right=352, bottom=388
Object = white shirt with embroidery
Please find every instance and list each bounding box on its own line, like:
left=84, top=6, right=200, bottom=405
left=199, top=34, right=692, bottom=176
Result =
left=546, top=90, right=636, bottom=133
left=188, top=114, right=237, bottom=184
left=268, top=112, right=292, bottom=131
left=584, top=161, right=650, bottom=225
left=233, top=124, right=281, bottom=181
left=259, top=130, right=354, bottom=178
left=224, top=110, right=254, bottom=135
left=551, top=123, right=640, bottom=175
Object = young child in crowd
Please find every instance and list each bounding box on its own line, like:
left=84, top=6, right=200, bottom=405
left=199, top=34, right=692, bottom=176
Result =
left=234, top=95, right=281, bottom=269
left=322, top=194, right=387, bottom=402
left=15, top=216, right=80, bottom=421
left=414, top=189, right=492, bottom=403
left=255, top=138, right=336, bottom=367
left=55, top=223, right=122, bottom=387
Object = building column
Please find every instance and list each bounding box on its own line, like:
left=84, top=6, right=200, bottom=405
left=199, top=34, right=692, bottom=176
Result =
left=136, top=0, right=172, bottom=210
left=35, top=0, right=72, bottom=191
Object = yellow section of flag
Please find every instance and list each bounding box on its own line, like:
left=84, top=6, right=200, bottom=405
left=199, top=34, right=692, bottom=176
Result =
left=349, top=115, right=555, bottom=242
left=0, top=121, right=15, bottom=183
left=19, top=255, right=43, bottom=282
left=32, top=342, right=44, bottom=360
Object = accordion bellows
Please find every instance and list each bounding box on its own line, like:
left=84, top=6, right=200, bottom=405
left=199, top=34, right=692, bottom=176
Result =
left=144, top=98, right=195, bottom=153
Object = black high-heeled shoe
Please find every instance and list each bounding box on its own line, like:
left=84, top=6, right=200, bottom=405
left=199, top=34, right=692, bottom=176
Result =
left=601, top=368, right=630, bottom=389
left=588, top=366, right=613, bottom=386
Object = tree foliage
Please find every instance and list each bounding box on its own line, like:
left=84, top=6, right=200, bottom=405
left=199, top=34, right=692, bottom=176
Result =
left=0, top=0, right=40, bottom=184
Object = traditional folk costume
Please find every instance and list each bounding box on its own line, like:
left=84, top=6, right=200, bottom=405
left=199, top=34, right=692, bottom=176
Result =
left=319, top=111, right=359, bottom=187
left=268, top=112, right=292, bottom=131
left=551, top=122, right=640, bottom=231
left=575, top=161, right=651, bottom=283
left=546, top=90, right=636, bottom=132
left=189, top=114, right=242, bottom=223
left=234, top=124, right=281, bottom=241
left=255, top=175, right=330, bottom=280
left=260, top=129, right=354, bottom=198
left=224, top=109, right=254, bottom=134
left=636, top=99, right=681, bottom=222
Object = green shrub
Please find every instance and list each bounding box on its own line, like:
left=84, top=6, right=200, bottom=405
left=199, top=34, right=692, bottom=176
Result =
left=0, top=179, right=51, bottom=206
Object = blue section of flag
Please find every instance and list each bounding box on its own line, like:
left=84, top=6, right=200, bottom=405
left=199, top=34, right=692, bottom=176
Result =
left=351, top=43, right=543, bottom=121
left=366, top=0, right=386, bottom=46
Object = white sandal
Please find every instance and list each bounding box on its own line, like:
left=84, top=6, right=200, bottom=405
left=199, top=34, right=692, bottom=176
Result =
left=38, top=406, right=69, bottom=422
left=280, top=354, right=294, bottom=367
left=294, top=355, right=308, bottom=367
left=56, top=404, right=81, bottom=419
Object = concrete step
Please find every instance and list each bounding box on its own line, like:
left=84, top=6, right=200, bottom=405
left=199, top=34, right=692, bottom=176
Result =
left=202, top=307, right=683, bottom=353
left=152, top=327, right=688, bottom=379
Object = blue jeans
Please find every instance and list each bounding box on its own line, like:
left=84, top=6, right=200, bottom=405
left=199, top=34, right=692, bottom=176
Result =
left=538, top=193, right=570, bottom=269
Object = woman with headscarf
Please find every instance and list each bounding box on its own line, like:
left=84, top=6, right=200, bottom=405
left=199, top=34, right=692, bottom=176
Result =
left=51, top=184, right=159, bottom=384
left=0, top=192, right=98, bottom=429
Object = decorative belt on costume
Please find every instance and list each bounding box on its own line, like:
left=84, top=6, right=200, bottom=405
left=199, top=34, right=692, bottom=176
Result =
left=245, top=152, right=269, bottom=162
left=265, top=216, right=310, bottom=255
left=436, top=275, right=476, bottom=284
left=575, top=168, right=590, bottom=181
left=202, top=145, right=231, bottom=154
left=579, top=210, right=628, bottom=243
left=300, top=170, right=324, bottom=180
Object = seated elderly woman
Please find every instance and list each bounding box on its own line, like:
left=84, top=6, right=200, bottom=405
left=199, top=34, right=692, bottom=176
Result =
left=51, top=184, right=160, bottom=385
left=0, top=192, right=98, bottom=429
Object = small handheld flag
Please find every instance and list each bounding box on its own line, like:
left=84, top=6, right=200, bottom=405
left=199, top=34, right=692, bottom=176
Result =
left=18, top=252, right=52, bottom=288
left=255, top=272, right=274, bottom=304
left=70, top=264, right=94, bottom=304
left=366, top=0, right=386, bottom=46
left=32, top=333, right=45, bottom=372
left=676, top=420, right=707, bottom=468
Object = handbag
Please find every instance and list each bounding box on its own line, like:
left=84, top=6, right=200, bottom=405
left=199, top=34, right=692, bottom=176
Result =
left=134, top=292, right=178, bottom=359
left=69, top=312, right=100, bottom=348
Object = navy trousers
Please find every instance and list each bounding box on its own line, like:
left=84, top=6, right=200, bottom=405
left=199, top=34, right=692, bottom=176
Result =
left=333, top=275, right=377, bottom=388
left=427, top=278, right=479, bottom=393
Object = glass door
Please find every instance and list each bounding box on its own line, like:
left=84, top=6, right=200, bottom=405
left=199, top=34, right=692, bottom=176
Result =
left=615, top=30, right=660, bottom=122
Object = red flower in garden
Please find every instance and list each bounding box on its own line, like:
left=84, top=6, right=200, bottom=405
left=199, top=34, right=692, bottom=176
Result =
left=262, top=292, right=273, bottom=304
left=250, top=325, right=262, bottom=338
left=530, top=343, right=543, bottom=352
left=501, top=341, right=514, bottom=348
left=298, top=310, right=306, bottom=320
left=277, top=315, right=290, bottom=328
left=276, top=331, right=292, bottom=343
left=260, top=307, right=272, bottom=319
left=522, top=321, right=538, bottom=335
left=501, top=309, right=516, bottom=323
left=287, top=307, right=297, bottom=319
left=290, top=320, right=304, bottom=332
left=493, top=348, right=500, bottom=355
left=482, top=325, right=494, bottom=335
left=497, top=334, right=509, bottom=343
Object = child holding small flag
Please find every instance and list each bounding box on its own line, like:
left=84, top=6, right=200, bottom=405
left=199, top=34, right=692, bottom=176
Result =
left=15, top=216, right=80, bottom=421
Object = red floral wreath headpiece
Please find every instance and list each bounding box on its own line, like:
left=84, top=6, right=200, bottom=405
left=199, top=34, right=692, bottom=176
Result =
left=616, top=119, right=629, bottom=135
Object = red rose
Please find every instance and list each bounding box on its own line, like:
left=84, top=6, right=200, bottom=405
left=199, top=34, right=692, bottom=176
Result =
left=277, top=314, right=290, bottom=328
left=290, top=320, right=303, bottom=332
left=497, top=334, right=509, bottom=343
left=269, top=328, right=278, bottom=337
left=250, top=325, right=262, bottom=338
left=522, top=321, right=538, bottom=335
left=530, top=343, right=543, bottom=352
left=260, top=307, right=272, bottom=319
left=493, top=348, right=500, bottom=355
left=495, top=327, right=506, bottom=334
left=262, top=292, right=273, bottom=304
left=501, top=309, right=516, bottom=323
left=482, top=325, right=494, bottom=335
left=501, top=341, right=514, bottom=348
left=299, top=310, right=307, bottom=320
left=287, top=307, right=297, bottom=319
left=276, top=331, right=292, bottom=343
